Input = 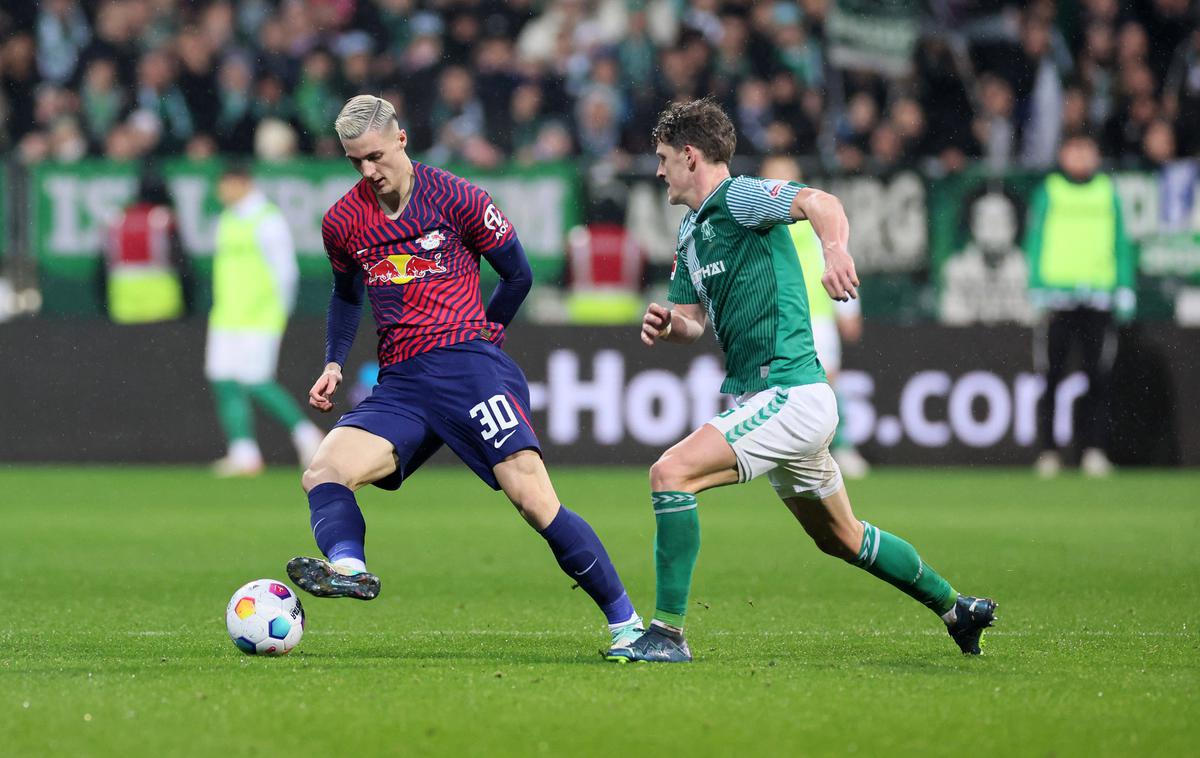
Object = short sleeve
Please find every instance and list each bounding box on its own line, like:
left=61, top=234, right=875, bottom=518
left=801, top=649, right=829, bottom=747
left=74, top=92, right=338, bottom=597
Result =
left=726, top=175, right=805, bottom=230
left=321, top=212, right=352, bottom=274
left=668, top=248, right=699, bottom=304
left=450, top=177, right=514, bottom=255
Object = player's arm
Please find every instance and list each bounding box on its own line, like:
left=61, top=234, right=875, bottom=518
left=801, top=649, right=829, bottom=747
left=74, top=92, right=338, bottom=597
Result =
left=642, top=301, right=706, bottom=346
left=481, top=235, right=533, bottom=326
left=453, top=179, right=530, bottom=327
left=727, top=176, right=857, bottom=301
left=791, top=187, right=858, bottom=302
left=312, top=215, right=364, bottom=412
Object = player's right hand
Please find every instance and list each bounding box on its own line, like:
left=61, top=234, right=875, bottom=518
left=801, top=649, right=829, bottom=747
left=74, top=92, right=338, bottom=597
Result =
left=641, top=302, right=671, bottom=346
left=309, top=363, right=342, bottom=412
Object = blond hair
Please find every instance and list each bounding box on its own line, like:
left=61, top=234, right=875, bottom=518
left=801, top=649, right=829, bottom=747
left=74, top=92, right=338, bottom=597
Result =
left=334, top=95, right=397, bottom=140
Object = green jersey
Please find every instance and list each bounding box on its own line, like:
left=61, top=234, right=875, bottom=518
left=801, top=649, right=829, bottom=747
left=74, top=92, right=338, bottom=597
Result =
left=668, top=175, right=826, bottom=395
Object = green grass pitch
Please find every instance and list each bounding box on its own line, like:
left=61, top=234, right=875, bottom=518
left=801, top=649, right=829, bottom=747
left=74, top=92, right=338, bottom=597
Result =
left=1, top=466, right=1196, bottom=756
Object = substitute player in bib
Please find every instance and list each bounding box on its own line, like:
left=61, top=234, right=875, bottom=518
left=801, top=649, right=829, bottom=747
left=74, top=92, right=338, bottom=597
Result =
left=608, top=98, right=995, bottom=663
left=287, top=95, right=643, bottom=653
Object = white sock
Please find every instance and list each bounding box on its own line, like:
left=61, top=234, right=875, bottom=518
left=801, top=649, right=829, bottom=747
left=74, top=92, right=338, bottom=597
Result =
left=333, top=557, right=367, bottom=574
left=228, top=439, right=262, bottom=465
left=608, top=612, right=642, bottom=632
left=291, top=421, right=322, bottom=445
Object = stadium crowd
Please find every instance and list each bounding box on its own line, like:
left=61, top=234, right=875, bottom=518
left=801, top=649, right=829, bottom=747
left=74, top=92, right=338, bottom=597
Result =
left=0, top=0, right=1197, bottom=172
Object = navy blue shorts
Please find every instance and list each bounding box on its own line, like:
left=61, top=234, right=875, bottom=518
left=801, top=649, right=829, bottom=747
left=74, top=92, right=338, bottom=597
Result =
left=334, top=339, right=540, bottom=491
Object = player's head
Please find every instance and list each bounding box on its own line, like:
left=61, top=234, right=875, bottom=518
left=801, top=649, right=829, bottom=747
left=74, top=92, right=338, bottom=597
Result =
left=335, top=94, right=408, bottom=195
left=1058, top=131, right=1100, bottom=182
left=759, top=155, right=802, bottom=183
left=652, top=97, right=736, bottom=206
left=217, top=161, right=254, bottom=207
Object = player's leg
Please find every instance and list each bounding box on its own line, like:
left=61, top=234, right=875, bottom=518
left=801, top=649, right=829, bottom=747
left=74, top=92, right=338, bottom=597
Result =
left=1035, top=310, right=1071, bottom=476
left=289, top=363, right=443, bottom=601
left=782, top=486, right=996, bottom=654
left=814, top=318, right=868, bottom=478
left=205, top=329, right=262, bottom=476
left=1077, top=308, right=1116, bottom=476
left=492, top=450, right=642, bottom=646
left=427, top=341, right=642, bottom=644
left=288, top=426, right=399, bottom=599
left=235, top=332, right=323, bottom=466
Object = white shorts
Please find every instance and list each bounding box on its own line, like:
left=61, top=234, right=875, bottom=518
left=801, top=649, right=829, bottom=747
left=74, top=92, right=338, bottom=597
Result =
left=205, top=330, right=282, bottom=384
left=708, top=383, right=843, bottom=500
left=811, top=318, right=841, bottom=374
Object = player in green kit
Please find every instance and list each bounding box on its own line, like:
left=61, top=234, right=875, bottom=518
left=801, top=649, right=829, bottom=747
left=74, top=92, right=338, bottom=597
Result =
left=606, top=98, right=996, bottom=663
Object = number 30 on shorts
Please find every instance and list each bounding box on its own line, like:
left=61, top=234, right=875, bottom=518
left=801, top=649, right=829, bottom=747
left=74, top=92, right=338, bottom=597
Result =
left=469, top=394, right=519, bottom=440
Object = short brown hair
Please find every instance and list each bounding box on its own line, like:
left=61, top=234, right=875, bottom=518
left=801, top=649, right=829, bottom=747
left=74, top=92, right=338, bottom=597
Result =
left=652, top=97, right=737, bottom=164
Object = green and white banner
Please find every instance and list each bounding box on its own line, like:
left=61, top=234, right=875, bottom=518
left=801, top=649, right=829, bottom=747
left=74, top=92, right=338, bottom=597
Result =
left=827, top=0, right=927, bottom=77
left=31, top=159, right=579, bottom=273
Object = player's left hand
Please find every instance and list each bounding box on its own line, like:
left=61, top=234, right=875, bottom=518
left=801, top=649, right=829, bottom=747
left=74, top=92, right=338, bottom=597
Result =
left=822, top=247, right=859, bottom=302
left=309, top=364, right=343, bottom=412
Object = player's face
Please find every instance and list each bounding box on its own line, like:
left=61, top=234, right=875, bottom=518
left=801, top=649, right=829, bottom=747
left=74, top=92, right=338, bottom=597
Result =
left=655, top=142, right=693, bottom=206
left=342, top=127, right=409, bottom=195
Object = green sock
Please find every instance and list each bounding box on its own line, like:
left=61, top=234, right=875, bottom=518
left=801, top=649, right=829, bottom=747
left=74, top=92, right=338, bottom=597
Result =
left=855, top=521, right=957, bottom=615
left=213, top=380, right=254, bottom=444
left=652, top=491, right=700, bottom=630
left=247, top=382, right=306, bottom=429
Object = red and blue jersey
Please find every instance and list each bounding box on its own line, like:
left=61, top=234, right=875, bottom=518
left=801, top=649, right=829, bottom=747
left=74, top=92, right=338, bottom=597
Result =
left=321, top=162, right=515, bottom=367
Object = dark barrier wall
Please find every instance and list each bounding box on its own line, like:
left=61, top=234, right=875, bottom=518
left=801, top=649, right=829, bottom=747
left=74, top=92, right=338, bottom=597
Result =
left=2, top=320, right=1197, bottom=465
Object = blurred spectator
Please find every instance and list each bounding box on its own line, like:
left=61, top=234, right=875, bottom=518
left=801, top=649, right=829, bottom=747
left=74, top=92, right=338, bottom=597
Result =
left=973, top=75, right=1018, bottom=171
left=914, top=36, right=978, bottom=171
left=0, top=0, right=1193, bottom=169
left=427, top=66, right=502, bottom=168
left=1164, top=24, right=1200, bottom=155
left=294, top=48, right=341, bottom=151
left=1017, top=14, right=1066, bottom=168
left=2, top=33, right=38, bottom=147
left=101, top=170, right=192, bottom=324
left=134, top=49, right=194, bottom=154
left=80, top=58, right=125, bottom=152
left=36, top=0, right=90, bottom=85
left=1141, top=118, right=1177, bottom=167
left=1026, top=133, right=1133, bottom=479
left=255, top=118, right=300, bottom=162
left=176, top=26, right=220, bottom=136
left=215, top=55, right=256, bottom=154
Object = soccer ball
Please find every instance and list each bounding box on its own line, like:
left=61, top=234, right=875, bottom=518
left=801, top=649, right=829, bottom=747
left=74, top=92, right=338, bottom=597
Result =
left=225, top=579, right=305, bottom=655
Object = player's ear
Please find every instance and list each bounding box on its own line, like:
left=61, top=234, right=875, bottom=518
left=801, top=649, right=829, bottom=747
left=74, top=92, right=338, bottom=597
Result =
left=396, top=127, right=408, bottom=150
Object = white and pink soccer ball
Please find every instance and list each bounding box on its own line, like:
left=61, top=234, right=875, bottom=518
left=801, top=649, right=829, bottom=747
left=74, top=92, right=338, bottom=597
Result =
left=225, top=579, right=305, bottom=655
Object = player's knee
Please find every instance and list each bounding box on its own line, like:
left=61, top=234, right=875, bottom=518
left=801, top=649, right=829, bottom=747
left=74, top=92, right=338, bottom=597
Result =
left=808, top=522, right=859, bottom=561
left=301, top=457, right=353, bottom=492
left=649, top=454, right=692, bottom=493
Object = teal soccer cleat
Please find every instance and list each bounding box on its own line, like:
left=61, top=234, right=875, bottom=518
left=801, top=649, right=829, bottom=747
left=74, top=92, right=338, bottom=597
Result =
left=947, top=595, right=997, bottom=655
left=602, top=619, right=645, bottom=662
left=605, top=625, right=692, bottom=663
left=286, top=556, right=381, bottom=600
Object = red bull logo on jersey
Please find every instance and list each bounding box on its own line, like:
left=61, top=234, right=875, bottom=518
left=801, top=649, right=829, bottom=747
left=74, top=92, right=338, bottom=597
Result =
left=364, top=253, right=448, bottom=285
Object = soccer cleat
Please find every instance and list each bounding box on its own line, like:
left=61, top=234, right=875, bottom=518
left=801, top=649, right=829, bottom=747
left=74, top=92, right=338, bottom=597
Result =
left=1034, top=451, right=1061, bottom=479
left=286, top=556, right=380, bottom=600
left=946, top=594, right=997, bottom=655
left=1081, top=448, right=1113, bottom=478
left=604, top=626, right=692, bottom=663
left=601, top=620, right=645, bottom=661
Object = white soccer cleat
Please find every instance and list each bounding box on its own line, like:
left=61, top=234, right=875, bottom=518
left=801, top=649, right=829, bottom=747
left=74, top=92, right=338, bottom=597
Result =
left=1081, top=448, right=1113, bottom=478
left=834, top=447, right=871, bottom=479
left=213, top=440, right=264, bottom=478
left=1035, top=451, right=1061, bottom=479
left=292, top=423, right=324, bottom=468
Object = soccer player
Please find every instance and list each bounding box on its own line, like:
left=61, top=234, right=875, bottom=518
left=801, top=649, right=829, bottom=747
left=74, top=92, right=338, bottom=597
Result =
left=286, top=95, right=643, bottom=653
left=607, top=98, right=995, bottom=663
